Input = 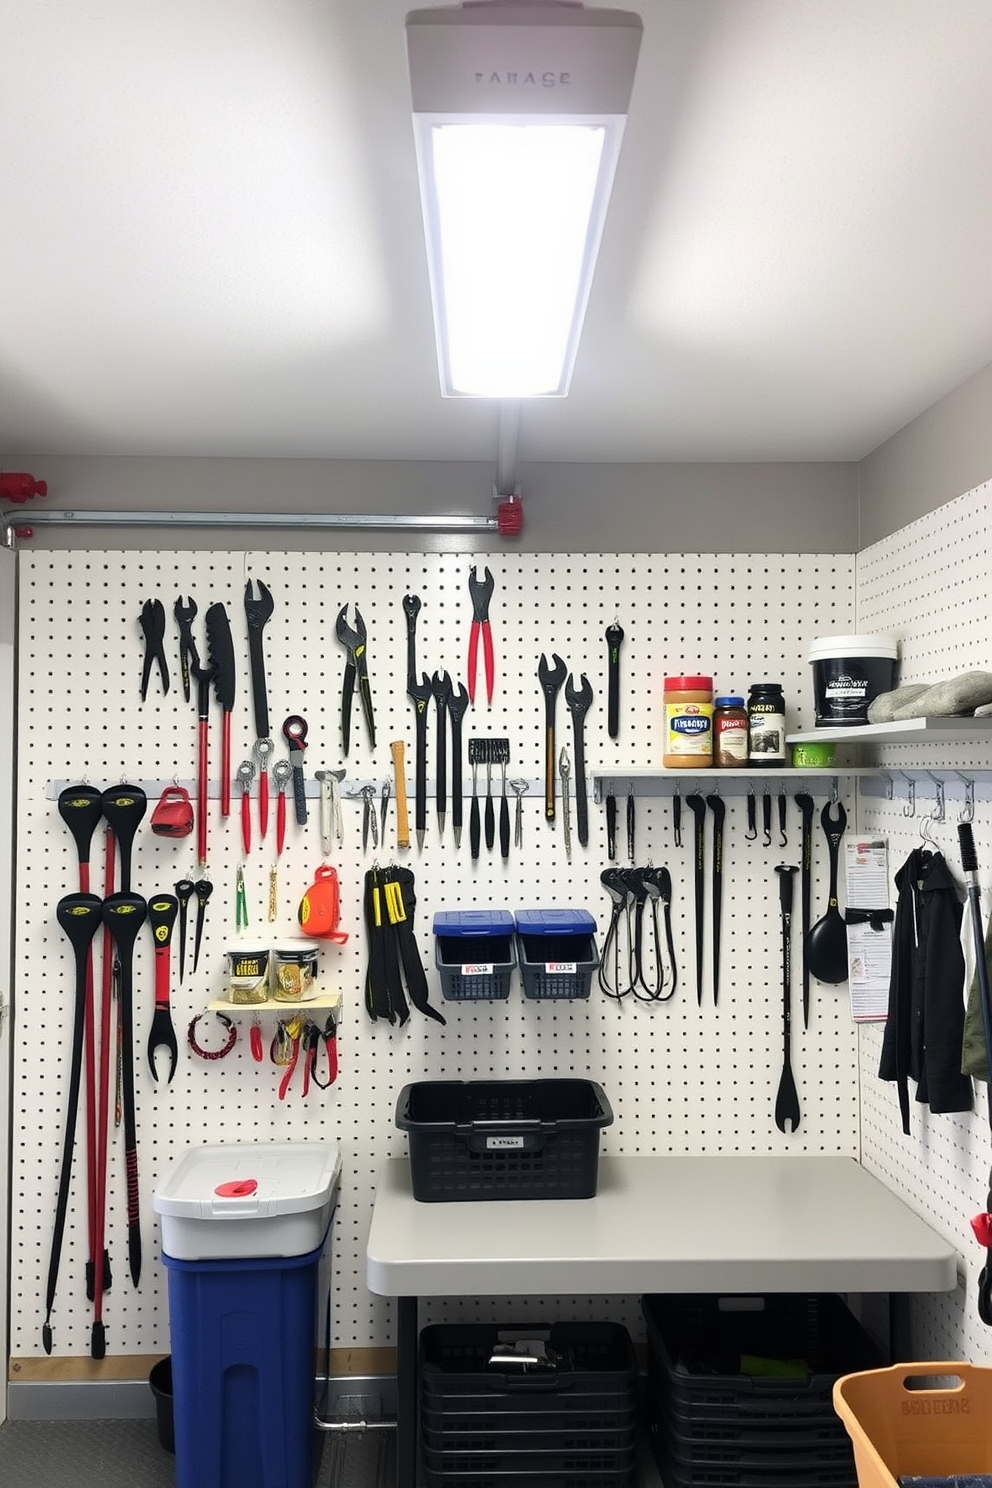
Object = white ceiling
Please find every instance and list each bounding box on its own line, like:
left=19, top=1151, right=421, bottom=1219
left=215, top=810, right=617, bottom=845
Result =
left=3, top=0, right=992, bottom=466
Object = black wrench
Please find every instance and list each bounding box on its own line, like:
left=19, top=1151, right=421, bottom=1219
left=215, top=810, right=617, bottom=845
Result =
left=407, top=672, right=433, bottom=852
left=403, top=594, right=422, bottom=691
left=174, top=877, right=194, bottom=983
left=244, top=579, right=274, bottom=740
left=146, top=895, right=179, bottom=1083
left=431, top=670, right=452, bottom=839
left=538, top=653, right=567, bottom=822
left=174, top=597, right=198, bottom=704
left=447, top=682, right=470, bottom=849
left=564, top=672, right=594, bottom=847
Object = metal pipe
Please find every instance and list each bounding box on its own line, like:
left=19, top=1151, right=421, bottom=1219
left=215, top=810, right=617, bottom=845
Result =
left=9, top=508, right=497, bottom=534
left=495, top=401, right=521, bottom=498
left=313, top=1414, right=396, bottom=1434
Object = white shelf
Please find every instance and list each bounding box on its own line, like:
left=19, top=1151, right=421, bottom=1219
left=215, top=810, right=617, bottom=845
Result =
left=787, top=716, right=992, bottom=745
left=591, top=767, right=872, bottom=801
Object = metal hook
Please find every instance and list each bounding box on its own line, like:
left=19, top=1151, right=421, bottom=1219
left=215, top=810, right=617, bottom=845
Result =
left=919, top=811, right=937, bottom=847
left=957, top=773, right=976, bottom=824
left=927, top=771, right=946, bottom=823
left=879, top=771, right=894, bottom=802
left=901, top=772, right=916, bottom=817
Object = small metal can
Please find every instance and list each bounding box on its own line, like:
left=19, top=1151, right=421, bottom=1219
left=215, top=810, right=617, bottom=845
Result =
left=272, top=942, right=320, bottom=1002
left=225, top=946, right=269, bottom=1004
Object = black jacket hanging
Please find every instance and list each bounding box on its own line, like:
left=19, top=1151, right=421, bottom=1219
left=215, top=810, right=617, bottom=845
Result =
left=878, top=848, right=973, bottom=1133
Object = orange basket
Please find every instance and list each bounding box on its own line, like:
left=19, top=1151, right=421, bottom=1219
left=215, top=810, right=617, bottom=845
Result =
left=833, top=1362, right=992, bottom=1487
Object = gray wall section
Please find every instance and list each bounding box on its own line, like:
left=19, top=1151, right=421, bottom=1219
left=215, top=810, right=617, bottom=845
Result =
left=2, top=455, right=858, bottom=553
left=858, top=357, right=992, bottom=547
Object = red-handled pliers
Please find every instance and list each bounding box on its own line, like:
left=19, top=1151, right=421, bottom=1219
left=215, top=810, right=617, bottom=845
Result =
left=467, top=566, right=495, bottom=706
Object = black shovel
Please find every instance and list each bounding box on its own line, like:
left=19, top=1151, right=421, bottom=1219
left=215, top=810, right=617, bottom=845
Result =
left=807, top=800, right=848, bottom=985
left=774, top=865, right=801, bottom=1134
left=58, top=786, right=104, bottom=893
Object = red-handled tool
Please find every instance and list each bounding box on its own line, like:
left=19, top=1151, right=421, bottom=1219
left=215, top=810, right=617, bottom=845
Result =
left=205, top=603, right=236, bottom=817
left=237, top=759, right=255, bottom=856
left=254, top=737, right=273, bottom=840
left=273, top=757, right=292, bottom=854
left=467, top=565, right=495, bottom=705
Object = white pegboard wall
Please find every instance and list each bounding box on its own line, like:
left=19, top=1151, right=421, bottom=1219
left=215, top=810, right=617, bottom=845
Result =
left=12, top=547, right=859, bottom=1361
left=856, top=480, right=992, bottom=1366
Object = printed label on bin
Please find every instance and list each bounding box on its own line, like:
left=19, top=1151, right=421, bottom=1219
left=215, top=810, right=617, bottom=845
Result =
left=487, top=1135, right=525, bottom=1149
left=460, top=962, right=494, bottom=975
left=545, top=961, right=577, bottom=974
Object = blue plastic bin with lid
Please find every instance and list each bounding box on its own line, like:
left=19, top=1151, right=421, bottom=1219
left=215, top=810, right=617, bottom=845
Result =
left=515, top=908, right=599, bottom=999
left=433, top=909, right=516, bottom=1000
left=153, top=1141, right=340, bottom=1488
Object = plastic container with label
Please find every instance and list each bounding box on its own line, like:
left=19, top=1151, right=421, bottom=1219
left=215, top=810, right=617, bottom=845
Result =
left=515, top=908, right=599, bottom=1000
left=713, top=695, right=749, bottom=766
left=808, top=635, right=899, bottom=727
left=271, top=941, right=320, bottom=1002
left=747, top=682, right=787, bottom=766
left=433, top=910, right=516, bottom=1000
left=663, top=675, right=713, bottom=768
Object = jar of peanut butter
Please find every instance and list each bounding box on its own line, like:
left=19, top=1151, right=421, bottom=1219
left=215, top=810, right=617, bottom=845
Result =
left=663, top=675, right=714, bottom=768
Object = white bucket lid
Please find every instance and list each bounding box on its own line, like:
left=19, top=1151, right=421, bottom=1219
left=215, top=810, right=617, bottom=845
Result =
left=153, top=1141, right=341, bottom=1221
left=808, top=634, right=899, bottom=661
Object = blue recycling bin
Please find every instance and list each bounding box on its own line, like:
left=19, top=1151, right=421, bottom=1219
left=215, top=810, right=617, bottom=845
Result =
left=154, top=1142, right=340, bottom=1488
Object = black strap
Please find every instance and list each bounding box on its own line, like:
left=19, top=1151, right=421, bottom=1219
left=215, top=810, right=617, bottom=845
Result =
left=392, top=868, right=445, bottom=1025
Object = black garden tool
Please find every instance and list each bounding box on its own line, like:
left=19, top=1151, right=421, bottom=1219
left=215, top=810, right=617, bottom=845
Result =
left=686, top=792, right=707, bottom=1005
left=175, top=877, right=195, bottom=983
left=606, top=621, right=624, bottom=740
left=102, top=893, right=148, bottom=1288
left=493, top=738, right=511, bottom=861
left=407, top=672, right=432, bottom=851
left=795, top=792, right=815, bottom=1027
left=58, top=786, right=104, bottom=892
left=206, top=602, right=236, bottom=817
left=44, top=894, right=103, bottom=1356
left=706, top=794, right=726, bottom=1006
left=565, top=672, right=594, bottom=848
left=447, top=682, right=470, bottom=848
left=192, top=876, right=213, bottom=973
left=146, top=895, right=179, bottom=1083
left=538, top=653, right=567, bottom=822
left=468, top=738, right=485, bottom=861
left=774, top=864, right=802, bottom=1134
left=807, top=800, right=849, bottom=985
left=245, top=579, right=275, bottom=833
left=100, top=785, right=147, bottom=892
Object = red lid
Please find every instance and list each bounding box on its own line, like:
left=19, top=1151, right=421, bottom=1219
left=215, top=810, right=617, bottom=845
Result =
left=665, top=675, right=712, bottom=690
left=214, top=1178, right=258, bottom=1198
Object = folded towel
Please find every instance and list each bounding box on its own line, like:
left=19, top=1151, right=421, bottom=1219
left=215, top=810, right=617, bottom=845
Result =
left=891, top=671, right=992, bottom=719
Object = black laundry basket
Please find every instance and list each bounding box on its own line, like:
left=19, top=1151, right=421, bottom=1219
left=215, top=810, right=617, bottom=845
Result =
left=396, top=1078, right=613, bottom=1201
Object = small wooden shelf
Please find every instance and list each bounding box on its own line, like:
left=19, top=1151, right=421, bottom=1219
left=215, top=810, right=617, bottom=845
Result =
left=207, top=991, right=343, bottom=1016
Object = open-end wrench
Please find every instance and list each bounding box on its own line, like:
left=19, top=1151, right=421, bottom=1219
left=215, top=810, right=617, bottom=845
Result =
left=447, top=682, right=470, bottom=848
left=559, top=748, right=572, bottom=862
left=244, top=579, right=274, bottom=739
left=403, top=594, right=422, bottom=690
left=538, top=653, right=567, bottom=822
left=146, top=895, right=179, bottom=1083
left=407, top=672, right=433, bottom=851
left=564, top=672, right=594, bottom=847
left=431, top=670, right=452, bottom=839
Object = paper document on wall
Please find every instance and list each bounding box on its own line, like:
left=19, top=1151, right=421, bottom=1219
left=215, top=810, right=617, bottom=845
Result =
left=844, top=839, right=892, bottom=1021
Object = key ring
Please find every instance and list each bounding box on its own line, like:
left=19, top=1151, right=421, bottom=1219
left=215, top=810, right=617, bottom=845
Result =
left=188, top=1011, right=237, bottom=1060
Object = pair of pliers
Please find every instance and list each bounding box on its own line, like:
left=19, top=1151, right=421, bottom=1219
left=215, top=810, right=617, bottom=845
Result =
left=139, top=599, right=169, bottom=699
left=467, top=566, right=495, bottom=705
left=335, top=604, right=376, bottom=754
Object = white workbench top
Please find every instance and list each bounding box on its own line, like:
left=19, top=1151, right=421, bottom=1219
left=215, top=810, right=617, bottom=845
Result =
left=367, top=1154, right=957, bottom=1298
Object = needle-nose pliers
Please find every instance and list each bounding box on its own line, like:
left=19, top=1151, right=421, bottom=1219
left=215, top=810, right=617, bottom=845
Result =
left=467, top=566, right=495, bottom=705
left=336, top=604, right=376, bottom=755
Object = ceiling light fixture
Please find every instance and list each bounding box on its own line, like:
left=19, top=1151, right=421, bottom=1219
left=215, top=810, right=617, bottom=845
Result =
left=406, top=1, right=642, bottom=399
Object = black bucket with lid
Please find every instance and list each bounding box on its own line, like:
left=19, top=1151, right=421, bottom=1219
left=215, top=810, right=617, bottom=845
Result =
left=808, top=635, right=898, bottom=726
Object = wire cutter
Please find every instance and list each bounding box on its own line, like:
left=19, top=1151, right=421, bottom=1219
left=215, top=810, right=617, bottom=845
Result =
left=467, top=566, right=495, bottom=705
left=139, top=599, right=169, bottom=699
left=336, top=604, right=376, bottom=754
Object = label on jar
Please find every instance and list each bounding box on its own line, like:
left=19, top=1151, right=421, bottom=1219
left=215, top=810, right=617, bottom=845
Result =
left=748, top=708, right=787, bottom=762
left=715, top=717, right=749, bottom=765
left=665, top=702, right=714, bottom=758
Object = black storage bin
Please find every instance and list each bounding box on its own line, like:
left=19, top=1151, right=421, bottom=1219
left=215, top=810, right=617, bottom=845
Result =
left=642, top=1293, right=884, bottom=1488
left=516, top=909, right=599, bottom=1000
left=396, top=1079, right=613, bottom=1202
left=420, top=1322, right=637, bottom=1488
left=434, top=911, right=516, bottom=1001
